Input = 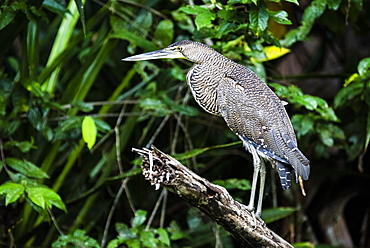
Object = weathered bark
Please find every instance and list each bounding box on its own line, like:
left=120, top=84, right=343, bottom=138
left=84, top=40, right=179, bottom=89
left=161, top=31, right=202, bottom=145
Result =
left=132, top=145, right=293, bottom=248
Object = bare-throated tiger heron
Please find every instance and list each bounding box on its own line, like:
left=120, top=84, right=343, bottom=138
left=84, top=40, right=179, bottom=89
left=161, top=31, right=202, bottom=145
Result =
left=123, top=40, right=310, bottom=219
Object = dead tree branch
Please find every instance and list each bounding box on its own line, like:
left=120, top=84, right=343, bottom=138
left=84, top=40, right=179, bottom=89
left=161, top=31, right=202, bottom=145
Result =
left=132, top=146, right=293, bottom=248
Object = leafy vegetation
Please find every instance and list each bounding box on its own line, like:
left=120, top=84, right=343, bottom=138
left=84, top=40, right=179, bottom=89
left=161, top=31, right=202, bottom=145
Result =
left=0, top=0, right=369, bottom=247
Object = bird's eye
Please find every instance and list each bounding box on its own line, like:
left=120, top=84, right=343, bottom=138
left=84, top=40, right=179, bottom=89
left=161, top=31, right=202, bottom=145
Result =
left=176, top=47, right=182, bottom=52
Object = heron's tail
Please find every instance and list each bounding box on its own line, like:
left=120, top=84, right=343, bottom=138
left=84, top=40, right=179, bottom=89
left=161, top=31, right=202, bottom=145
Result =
left=281, top=134, right=310, bottom=181
left=276, top=161, right=292, bottom=190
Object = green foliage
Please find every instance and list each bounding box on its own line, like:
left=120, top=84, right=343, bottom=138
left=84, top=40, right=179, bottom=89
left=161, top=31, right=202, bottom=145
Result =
left=179, top=6, right=216, bottom=30
left=281, top=0, right=327, bottom=46
left=0, top=182, right=25, bottom=206
left=0, top=0, right=368, bottom=247
left=107, top=210, right=171, bottom=248
left=5, top=158, right=49, bottom=179
left=52, top=229, right=100, bottom=248
left=26, top=187, right=67, bottom=212
left=82, top=116, right=97, bottom=149
left=0, top=179, right=66, bottom=214
left=293, top=242, right=316, bottom=248
left=213, top=178, right=251, bottom=190
left=261, top=207, right=296, bottom=224
left=334, top=57, right=370, bottom=161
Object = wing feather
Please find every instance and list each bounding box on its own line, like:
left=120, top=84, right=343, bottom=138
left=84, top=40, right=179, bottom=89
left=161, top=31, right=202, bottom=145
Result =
left=217, top=75, right=310, bottom=182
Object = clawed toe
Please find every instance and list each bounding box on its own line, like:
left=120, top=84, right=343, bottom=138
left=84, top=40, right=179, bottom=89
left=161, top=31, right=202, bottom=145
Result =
left=246, top=207, right=265, bottom=229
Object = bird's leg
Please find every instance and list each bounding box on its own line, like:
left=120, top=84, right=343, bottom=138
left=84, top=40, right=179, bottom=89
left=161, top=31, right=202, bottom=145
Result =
left=255, top=159, right=266, bottom=218
left=246, top=148, right=261, bottom=213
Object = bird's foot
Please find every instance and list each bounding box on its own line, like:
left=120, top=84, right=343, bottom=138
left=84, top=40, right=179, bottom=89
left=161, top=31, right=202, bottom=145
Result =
left=245, top=206, right=265, bottom=229
left=254, top=214, right=266, bottom=228
left=246, top=206, right=257, bottom=228
left=246, top=205, right=254, bottom=212
left=251, top=213, right=266, bottom=229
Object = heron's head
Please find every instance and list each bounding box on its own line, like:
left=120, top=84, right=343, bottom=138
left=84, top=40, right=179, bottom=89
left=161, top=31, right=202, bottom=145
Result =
left=122, top=40, right=217, bottom=64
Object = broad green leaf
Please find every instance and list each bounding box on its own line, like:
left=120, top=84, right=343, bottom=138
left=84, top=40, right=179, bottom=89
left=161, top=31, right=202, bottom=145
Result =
left=28, top=107, right=41, bottom=129
left=194, top=10, right=216, bottom=30
left=358, top=57, right=370, bottom=76
left=26, top=187, right=46, bottom=209
left=26, top=187, right=67, bottom=211
left=132, top=209, right=147, bottom=227
left=0, top=10, right=16, bottom=31
left=262, top=46, right=290, bottom=61
left=154, top=20, right=174, bottom=46
left=291, top=95, right=318, bottom=110
left=0, top=182, right=25, bottom=205
left=82, top=116, right=97, bottom=150
left=213, top=178, right=251, bottom=190
left=291, top=114, right=315, bottom=137
left=157, top=228, right=170, bottom=246
left=316, top=106, right=339, bottom=122
left=179, top=6, right=216, bottom=30
left=261, top=207, right=297, bottom=223
left=140, top=230, right=157, bottom=247
left=40, top=187, right=67, bottom=212
left=5, top=158, right=49, bottom=179
left=249, top=4, right=269, bottom=32
left=268, top=10, right=292, bottom=25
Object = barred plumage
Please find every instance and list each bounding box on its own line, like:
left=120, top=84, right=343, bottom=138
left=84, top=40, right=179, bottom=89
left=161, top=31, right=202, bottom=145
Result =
left=122, top=40, right=310, bottom=219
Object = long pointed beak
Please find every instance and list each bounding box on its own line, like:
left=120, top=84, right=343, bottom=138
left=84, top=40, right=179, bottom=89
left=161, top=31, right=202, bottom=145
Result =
left=122, top=49, right=186, bottom=61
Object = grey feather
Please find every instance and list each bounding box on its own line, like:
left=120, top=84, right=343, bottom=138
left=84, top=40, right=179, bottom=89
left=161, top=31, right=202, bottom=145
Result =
left=182, top=40, right=310, bottom=188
